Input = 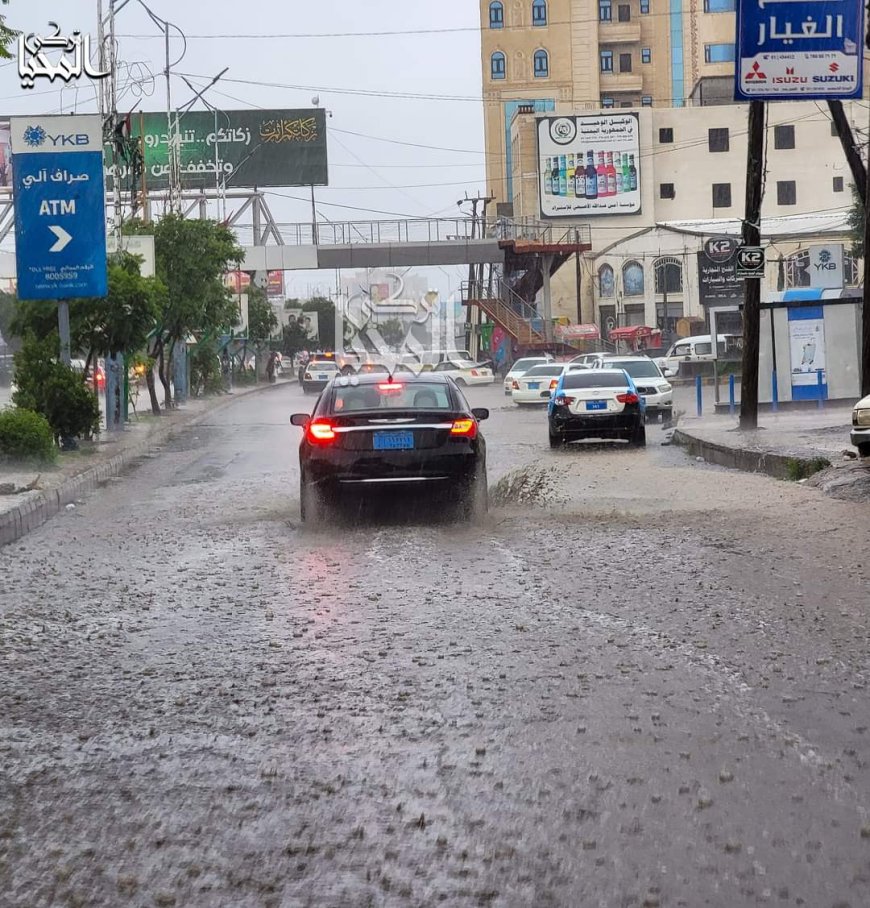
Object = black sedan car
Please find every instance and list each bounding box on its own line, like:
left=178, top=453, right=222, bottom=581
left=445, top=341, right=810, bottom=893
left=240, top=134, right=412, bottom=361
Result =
left=291, top=373, right=489, bottom=522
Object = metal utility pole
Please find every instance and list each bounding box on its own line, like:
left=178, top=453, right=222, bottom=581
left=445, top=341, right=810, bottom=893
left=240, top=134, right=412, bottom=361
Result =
left=863, top=103, right=870, bottom=395
left=739, top=100, right=766, bottom=430
left=458, top=193, right=493, bottom=355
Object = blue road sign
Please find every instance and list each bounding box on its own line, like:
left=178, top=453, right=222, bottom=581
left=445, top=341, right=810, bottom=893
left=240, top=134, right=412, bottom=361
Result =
left=736, top=0, right=864, bottom=100
left=13, top=150, right=107, bottom=300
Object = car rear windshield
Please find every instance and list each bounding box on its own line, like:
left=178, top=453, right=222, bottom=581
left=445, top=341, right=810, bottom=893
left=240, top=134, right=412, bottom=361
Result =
left=563, top=371, right=629, bottom=390
left=524, top=365, right=565, bottom=377
left=309, top=362, right=338, bottom=371
left=511, top=359, right=547, bottom=372
left=604, top=360, right=661, bottom=379
left=333, top=381, right=453, bottom=412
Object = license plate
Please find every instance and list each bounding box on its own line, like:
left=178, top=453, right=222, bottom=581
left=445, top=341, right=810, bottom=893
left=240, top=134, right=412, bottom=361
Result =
left=373, top=430, right=414, bottom=451
left=317, top=373, right=328, bottom=380
left=586, top=400, right=607, bottom=411
left=527, top=382, right=540, bottom=390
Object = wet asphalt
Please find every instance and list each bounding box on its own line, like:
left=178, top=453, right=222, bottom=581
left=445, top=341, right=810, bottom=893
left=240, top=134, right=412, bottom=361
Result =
left=1, top=382, right=870, bottom=908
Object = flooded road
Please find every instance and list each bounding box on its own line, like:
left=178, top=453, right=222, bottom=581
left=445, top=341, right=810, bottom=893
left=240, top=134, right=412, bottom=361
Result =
left=2, top=383, right=869, bottom=907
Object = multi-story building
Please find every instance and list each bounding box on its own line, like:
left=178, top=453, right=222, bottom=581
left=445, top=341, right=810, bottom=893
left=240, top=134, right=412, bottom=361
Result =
left=477, top=0, right=866, bottom=341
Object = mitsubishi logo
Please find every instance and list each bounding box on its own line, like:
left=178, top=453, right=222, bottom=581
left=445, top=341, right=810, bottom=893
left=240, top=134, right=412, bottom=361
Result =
left=746, top=61, right=767, bottom=81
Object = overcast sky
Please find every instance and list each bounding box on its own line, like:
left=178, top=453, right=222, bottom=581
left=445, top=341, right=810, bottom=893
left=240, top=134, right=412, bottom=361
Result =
left=0, top=1, right=487, bottom=298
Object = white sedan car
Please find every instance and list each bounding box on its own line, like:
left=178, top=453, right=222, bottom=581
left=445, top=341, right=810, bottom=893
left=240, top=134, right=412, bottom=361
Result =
left=510, top=363, right=567, bottom=405
left=431, top=359, right=495, bottom=386
left=851, top=394, right=870, bottom=456
left=600, top=356, right=673, bottom=422
left=503, top=356, right=553, bottom=394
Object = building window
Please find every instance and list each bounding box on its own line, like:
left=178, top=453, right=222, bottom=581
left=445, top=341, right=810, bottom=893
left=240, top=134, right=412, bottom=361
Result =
left=704, top=0, right=736, bottom=10
left=655, top=257, right=683, bottom=294
left=660, top=183, right=675, bottom=199
left=602, top=97, right=615, bottom=107
left=704, top=43, right=736, bottom=63
left=489, top=1, right=505, bottom=28
left=620, top=101, right=633, bottom=108
left=708, top=127, right=730, bottom=152
left=600, top=50, right=614, bottom=72
left=774, top=124, right=795, bottom=149
left=640, top=0, right=650, bottom=11
left=623, top=261, right=645, bottom=296
left=619, top=52, right=632, bottom=72
left=845, top=254, right=860, bottom=286
left=659, top=127, right=673, bottom=143
left=641, top=47, right=652, bottom=63
left=532, top=0, right=548, bottom=25
left=618, top=4, right=631, bottom=20
left=491, top=51, right=506, bottom=80
left=642, top=96, right=653, bottom=106
left=533, top=49, right=549, bottom=78
left=599, top=0, right=613, bottom=20
left=712, top=183, right=732, bottom=207
left=833, top=176, right=845, bottom=192
left=599, top=264, right=615, bottom=297
left=777, top=180, right=797, bottom=205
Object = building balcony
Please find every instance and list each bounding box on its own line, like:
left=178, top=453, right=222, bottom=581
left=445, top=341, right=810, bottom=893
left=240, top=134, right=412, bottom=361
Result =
left=598, top=19, right=642, bottom=44
left=599, top=71, right=644, bottom=93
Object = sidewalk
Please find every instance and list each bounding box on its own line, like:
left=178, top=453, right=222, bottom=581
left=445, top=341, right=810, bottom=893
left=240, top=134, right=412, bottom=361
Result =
left=672, top=404, right=856, bottom=480
left=0, top=377, right=294, bottom=547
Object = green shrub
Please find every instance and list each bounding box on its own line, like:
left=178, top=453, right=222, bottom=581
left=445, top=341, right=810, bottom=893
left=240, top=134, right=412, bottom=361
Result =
left=12, top=339, right=101, bottom=443
left=190, top=342, right=223, bottom=397
left=0, top=407, right=57, bottom=463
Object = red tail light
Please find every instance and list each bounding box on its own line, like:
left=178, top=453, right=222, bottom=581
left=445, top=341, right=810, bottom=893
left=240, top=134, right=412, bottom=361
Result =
left=307, top=419, right=336, bottom=444
left=450, top=417, right=478, bottom=439
left=549, top=379, right=559, bottom=390
left=377, top=381, right=404, bottom=392
left=512, top=380, right=520, bottom=390
left=470, top=369, right=479, bottom=377
left=616, top=393, right=640, bottom=405
left=554, top=395, right=575, bottom=407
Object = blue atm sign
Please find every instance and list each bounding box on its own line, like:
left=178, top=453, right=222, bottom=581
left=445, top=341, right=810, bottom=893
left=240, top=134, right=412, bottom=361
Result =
left=736, top=0, right=865, bottom=100
left=11, top=115, right=107, bottom=301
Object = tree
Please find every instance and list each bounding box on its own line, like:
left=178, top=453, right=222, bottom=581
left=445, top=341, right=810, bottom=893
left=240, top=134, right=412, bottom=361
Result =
left=280, top=321, right=310, bottom=357
left=0, top=2, right=16, bottom=61
left=0, top=291, right=21, bottom=351
left=247, top=286, right=278, bottom=345
left=126, top=216, right=243, bottom=413
left=301, top=296, right=336, bottom=349
left=378, top=318, right=406, bottom=350
left=848, top=184, right=864, bottom=257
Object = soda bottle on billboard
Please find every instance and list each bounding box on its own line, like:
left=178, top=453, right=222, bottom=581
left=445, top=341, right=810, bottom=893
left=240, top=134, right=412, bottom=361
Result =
left=622, top=154, right=631, bottom=193
left=559, top=156, right=568, bottom=196
left=585, top=151, right=597, bottom=200
left=567, top=154, right=575, bottom=197
left=574, top=154, right=586, bottom=199
left=544, top=157, right=552, bottom=196
left=628, top=154, right=637, bottom=191
left=614, top=152, right=623, bottom=194
left=597, top=152, right=609, bottom=197
left=606, top=152, right=617, bottom=197
left=551, top=157, right=560, bottom=195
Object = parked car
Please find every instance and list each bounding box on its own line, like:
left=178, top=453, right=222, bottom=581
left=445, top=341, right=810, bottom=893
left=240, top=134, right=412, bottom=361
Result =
left=301, top=360, right=340, bottom=394
left=510, top=363, right=566, bottom=405
left=568, top=351, right=620, bottom=368
left=600, top=356, right=673, bottom=422
left=547, top=368, right=646, bottom=448
left=851, top=394, right=870, bottom=457
left=663, top=334, right=739, bottom=376
left=291, top=372, right=489, bottom=522
left=430, top=359, right=494, bottom=386
left=502, top=356, right=553, bottom=394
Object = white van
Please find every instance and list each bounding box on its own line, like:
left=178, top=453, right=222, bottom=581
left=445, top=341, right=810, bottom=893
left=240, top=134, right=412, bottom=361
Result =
left=664, top=334, right=741, bottom=376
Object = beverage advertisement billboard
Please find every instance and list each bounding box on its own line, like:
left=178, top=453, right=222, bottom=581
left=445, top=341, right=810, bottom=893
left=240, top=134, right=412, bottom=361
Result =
left=107, top=108, right=328, bottom=192
left=537, top=114, right=640, bottom=218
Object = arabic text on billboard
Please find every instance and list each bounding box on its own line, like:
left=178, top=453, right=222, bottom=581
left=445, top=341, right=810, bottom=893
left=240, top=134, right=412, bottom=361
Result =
left=537, top=114, right=640, bottom=218
left=107, top=109, right=328, bottom=192
left=735, top=0, right=864, bottom=100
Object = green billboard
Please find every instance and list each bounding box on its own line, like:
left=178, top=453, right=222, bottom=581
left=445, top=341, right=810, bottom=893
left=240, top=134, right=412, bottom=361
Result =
left=106, top=108, right=328, bottom=192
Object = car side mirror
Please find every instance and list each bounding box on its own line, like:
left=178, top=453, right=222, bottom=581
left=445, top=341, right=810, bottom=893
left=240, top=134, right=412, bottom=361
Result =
left=290, top=413, right=309, bottom=427
left=663, top=368, right=675, bottom=378
left=472, top=408, right=490, bottom=421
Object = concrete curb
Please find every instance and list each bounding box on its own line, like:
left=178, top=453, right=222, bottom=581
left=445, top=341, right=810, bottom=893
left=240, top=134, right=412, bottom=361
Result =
left=0, top=380, right=291, bottom=548
left=672, top=427, right=831, bottom=481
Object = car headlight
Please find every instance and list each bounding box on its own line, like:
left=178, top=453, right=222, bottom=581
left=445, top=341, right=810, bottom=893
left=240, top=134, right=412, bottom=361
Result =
left=659, top=383, right=672, bottom=393
left=853, top=408, right=870, bottom=427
